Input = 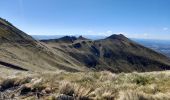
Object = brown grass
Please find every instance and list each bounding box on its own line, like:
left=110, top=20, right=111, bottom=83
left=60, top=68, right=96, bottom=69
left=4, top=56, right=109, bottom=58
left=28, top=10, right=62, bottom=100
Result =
left=0, top=69, right=170, bottom=100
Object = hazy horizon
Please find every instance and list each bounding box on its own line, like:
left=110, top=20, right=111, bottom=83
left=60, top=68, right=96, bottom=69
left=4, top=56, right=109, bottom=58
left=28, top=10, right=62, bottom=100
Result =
left=0, top=0, right=170, bottom=40
left=32, top=34, right=170, bottom=41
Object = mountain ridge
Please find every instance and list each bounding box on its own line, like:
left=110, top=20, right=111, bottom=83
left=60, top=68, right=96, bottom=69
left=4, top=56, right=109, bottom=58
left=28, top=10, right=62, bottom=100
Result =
left=42, top=34, right=170, bottom=72
left=1, top=18, right=170, bottom=72
left=0, top=18, right=35, bottom=43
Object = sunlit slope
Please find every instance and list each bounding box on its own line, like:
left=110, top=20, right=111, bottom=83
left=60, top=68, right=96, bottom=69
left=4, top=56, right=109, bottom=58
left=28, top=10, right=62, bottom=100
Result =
left=0, top=18, right=86, bottom=71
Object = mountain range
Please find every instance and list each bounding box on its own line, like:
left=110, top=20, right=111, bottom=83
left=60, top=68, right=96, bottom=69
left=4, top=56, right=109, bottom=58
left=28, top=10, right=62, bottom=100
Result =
left=1, top=18, right=170, bottom=72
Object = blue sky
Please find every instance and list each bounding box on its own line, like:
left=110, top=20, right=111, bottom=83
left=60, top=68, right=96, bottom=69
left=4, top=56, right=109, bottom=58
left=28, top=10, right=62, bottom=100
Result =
left=0, top=0, right=170, bottom=39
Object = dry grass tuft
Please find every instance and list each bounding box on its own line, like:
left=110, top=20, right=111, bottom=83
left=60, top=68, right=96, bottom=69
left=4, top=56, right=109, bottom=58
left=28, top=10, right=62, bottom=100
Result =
left=0, top=69, right=170, bottom=99
left=118, top=90, right=170, bottom=100
left=58, top=81, right=93, bottom=100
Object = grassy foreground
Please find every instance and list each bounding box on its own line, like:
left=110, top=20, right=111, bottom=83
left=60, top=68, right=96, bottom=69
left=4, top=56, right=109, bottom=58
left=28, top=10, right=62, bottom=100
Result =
left=0, top=68, right=170, bottom=100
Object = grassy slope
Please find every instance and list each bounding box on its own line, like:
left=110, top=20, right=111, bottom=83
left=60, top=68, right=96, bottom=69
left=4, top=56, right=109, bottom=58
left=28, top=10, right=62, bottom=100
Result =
left=0, top=18, right=86, bottom=72
left=0, top=68, right=170, bottom=100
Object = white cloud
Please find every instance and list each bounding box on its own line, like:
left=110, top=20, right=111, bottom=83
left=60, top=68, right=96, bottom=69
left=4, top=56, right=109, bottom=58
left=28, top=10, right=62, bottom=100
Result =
left=163, top=27, right=168, bottom=31
left=143, top=33, right=148, bottom=37
left=86, top=30, right=96, bottom=35
left=105, top=30, right=113, bottom=35
left=121, top=33, right=149, bottom=39
left=87, top=30, right=93, bottom=33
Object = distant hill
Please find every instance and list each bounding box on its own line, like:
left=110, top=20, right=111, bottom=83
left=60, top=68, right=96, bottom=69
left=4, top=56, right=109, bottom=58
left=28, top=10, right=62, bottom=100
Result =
left=41, top=35, right=89, bottom=43
left=42, top=34, right=170, bottom=72
left=32, top=35, right=106, bottom=40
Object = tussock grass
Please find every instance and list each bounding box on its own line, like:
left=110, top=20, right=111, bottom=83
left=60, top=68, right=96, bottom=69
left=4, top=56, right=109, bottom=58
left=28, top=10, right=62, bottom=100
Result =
left=118, top=90, right=170, bottom=100
left=58, top=81, right=93, bottom=99
left=0, top=69, right=170, bottom=99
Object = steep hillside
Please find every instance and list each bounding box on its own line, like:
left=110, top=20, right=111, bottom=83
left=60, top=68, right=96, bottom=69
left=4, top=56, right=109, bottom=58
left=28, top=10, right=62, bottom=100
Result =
left=42, top=34, right=170, bottom=72
left=1, top=17, right=170, bottom=73
left=0, top=18, right=86, bottom=71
